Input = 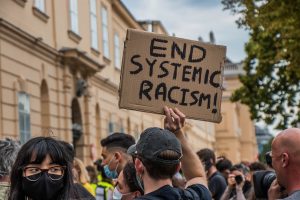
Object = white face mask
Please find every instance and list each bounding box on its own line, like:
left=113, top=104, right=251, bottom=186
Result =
left=113, top=186, right=132, bottom=200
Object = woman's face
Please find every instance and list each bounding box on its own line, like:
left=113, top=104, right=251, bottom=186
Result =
left=115, top=170, right=139, bottom=200
left=22, top=153, right=66, bottom=200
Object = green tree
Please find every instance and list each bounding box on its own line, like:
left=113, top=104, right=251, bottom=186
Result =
left=222, top=0, right=300, bottom=129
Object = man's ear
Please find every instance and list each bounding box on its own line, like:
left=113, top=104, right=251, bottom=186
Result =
left=114, top=151, right=122, bottom=162
left=135, top=158, right=144, bottom=175
left=282, top=153, right=289, bottom=168
left=175, top=162, right=182, bottom=173
left=133, top=191, right=142, bottom=198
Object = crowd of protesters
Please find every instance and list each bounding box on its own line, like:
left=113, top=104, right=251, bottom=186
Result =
left=0, top=106, right=299, bottom=200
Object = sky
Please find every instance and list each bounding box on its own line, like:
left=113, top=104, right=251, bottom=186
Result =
left=122, top=0, right=249, bottom=63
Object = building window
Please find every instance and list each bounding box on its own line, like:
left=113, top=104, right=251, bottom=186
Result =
left=69, top=0, right=79, bottom=34
left=18, top=92, right=31, bottom=144
left=90, top=0, right=98, bottom=50
left=114, top=33, right=120, bottom=69
left=35, top=0, right=45, bottom=12
left=108, top=121, right=114, bottom=134
left=101, top=7, right=109, bottom=58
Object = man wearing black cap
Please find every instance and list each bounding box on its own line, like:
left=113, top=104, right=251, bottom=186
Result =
left=128, top=106, right=211, bottom=199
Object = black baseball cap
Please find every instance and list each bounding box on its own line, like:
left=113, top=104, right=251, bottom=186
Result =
left=128, top=127, right=182, bottom=164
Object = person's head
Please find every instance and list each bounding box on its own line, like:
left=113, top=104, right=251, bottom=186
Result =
left=114, top=162, right=143, bottom=200
left=86, top=165, right=98, bottom=184
left=229, top=163, right=251, bottom=183
left=249, top=162, right=266, bottom=172
left=130, top=127, right=182, bottom=182
left=197, top=148, right=216, bottom=171
left=8, top=137, right=73, bottom=200
left=100, top=132, right=135, bottom=178
left=0, top=138, right=20, bottom=182
left=73, top=157, right=90, bottom=184
left=271, top=128, right=300, bottom=193
left=231, top=163, right=250, bottom=176
left=59, top=140, right=75, bottom=162
left=216, top=156, right=232, bottom=179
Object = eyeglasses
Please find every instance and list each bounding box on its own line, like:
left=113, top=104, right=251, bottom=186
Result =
left=23, top=166, right=66, bottom=181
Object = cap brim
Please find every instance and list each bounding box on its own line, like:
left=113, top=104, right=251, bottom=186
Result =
left=127, top=144, right=137, bottom=155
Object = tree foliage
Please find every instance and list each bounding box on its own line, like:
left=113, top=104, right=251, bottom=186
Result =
left=222, top=0, right=300, bottom=129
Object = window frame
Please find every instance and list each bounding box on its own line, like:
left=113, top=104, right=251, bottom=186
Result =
left=114, top=33, right=121, bottom=69
left=101, top=6, right=109, bottom=58
left=18, top=92, right=31, bottom=144
left=89, top=0, right=98, bottom=50
left=34, top=0, right=45, bottom=13
left=69, top=0, right=79, bottom=34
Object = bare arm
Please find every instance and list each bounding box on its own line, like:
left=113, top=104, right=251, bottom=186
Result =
left=164, top=106, right=207, bottom=187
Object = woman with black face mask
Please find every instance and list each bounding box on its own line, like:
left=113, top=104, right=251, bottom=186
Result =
left=8, top=137, right=75, bottom=200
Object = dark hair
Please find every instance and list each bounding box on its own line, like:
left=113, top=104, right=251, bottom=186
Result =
left=197, top=148, right=216, bottom=164
left=140, top=150, right=180, bottom=180
left=230, top=163, right=250, bottom=175
left=249, top=162, right=267, bottom=172
left=59, top=140, right=75, bottom=162
left=216, top=157, right=232, bottom=172
left=123, top=162, right=144, bottom=195
left=8, top=137, right=74, bottom=200
left=100, top=132, right=135, bottom=150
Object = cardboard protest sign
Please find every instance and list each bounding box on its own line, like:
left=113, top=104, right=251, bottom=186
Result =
left=119, top=29, right=226, bottom=123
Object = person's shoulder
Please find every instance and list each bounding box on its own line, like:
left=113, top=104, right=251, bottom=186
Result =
left=73, top=183, right=96, bottom=200
left=210, top=172, right=226, bottom=183
left=134, top=185, right=179, bottom=200
left=182, top=184, right=211, bottom=200
left=282, top=190, right=300, bottom=200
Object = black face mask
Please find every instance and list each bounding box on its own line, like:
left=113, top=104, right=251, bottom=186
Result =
left=22, top=172, right=64, bottom=200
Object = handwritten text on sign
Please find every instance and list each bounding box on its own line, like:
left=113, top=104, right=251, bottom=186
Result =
left=119, top=29, right=226, bottom=122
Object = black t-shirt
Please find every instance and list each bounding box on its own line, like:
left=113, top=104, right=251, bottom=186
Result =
left=208, top=172, right=227, bottom=200
left=134, top=184, right=211, bottom=200
left=71, top=183, right=96, bottom=200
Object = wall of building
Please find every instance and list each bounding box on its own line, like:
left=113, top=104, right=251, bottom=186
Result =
left=0, top=0, right=215, bottom=164
left=215, top=63, right=258, bottom=163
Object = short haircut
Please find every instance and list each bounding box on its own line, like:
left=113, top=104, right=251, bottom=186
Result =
left=230, top=163, right=250, bottom=175
left=216, top=157, right=232, bottom=172
left=249, top=162, right=267, bottom=172
left=140, top=150, right=180, bottom=180
left=100, top=132, right=135, bottom=150
left=0, top=138, right=20, bottom=177
left=123, top=162, right=144, bottom=195
left=197, top=148, right=216, bottom=164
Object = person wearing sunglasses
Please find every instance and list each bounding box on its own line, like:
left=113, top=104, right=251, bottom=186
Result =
left=8, top=137, right=75, bottom=200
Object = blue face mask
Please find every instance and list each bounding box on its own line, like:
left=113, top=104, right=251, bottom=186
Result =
left=103, top=156, right=119, bottom=179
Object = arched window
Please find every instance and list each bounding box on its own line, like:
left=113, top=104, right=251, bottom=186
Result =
left=71, top=98, right=82, bottom=148
left=18, top=92, right=31, bottom=144
left=41, top=80, right=50, bottom=134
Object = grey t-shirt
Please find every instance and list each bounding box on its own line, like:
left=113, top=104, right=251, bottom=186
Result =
left=280, top=190, right=300, bottom=200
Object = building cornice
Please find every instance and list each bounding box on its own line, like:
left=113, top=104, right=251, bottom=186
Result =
left=92, top=74, right=119, bottom=95
left=111, top=0, right=144, bottom=30
left=0, top=18, right=59, bottom=64
left=59, top=48, right=105, bottom=76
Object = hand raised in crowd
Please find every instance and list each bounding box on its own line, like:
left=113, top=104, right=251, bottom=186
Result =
left=163, top=106, right=185, bottom=134
left=227, top=172, right=245, bottom=190
left=268, top=179, right=288, bottom=200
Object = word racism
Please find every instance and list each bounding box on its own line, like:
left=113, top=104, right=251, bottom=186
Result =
left=129, top=38, right=221, bottom=113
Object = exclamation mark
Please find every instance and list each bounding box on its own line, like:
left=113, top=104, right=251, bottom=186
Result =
left=212, top=93, right=218, bottom=113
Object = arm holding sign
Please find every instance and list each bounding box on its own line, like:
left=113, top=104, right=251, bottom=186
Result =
left=164, top=106, right=207, bottom=188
